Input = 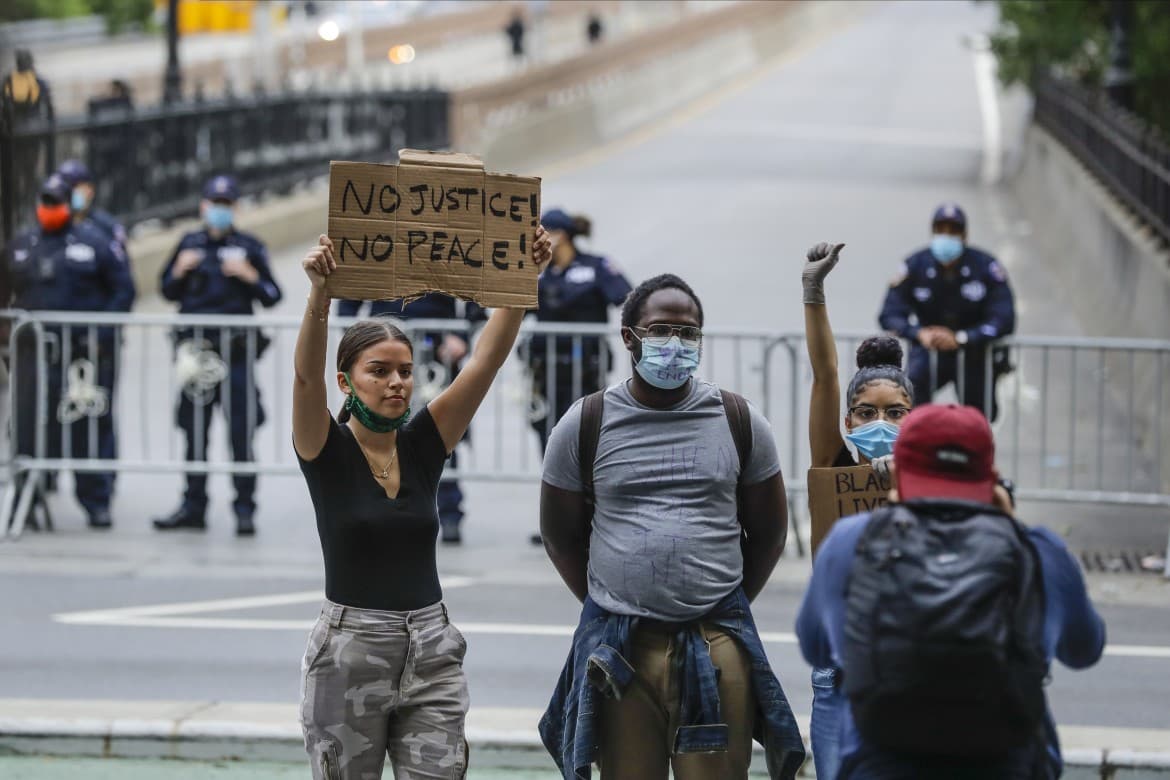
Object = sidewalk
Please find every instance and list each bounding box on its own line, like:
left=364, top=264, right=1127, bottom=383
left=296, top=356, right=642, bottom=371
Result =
left=0, top=757, right=557, bottom=780
left=1, top=700, right=1168, bottom=778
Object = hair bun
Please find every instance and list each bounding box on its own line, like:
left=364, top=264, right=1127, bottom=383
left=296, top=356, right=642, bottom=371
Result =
left=856, top=336, right=903, bottom=370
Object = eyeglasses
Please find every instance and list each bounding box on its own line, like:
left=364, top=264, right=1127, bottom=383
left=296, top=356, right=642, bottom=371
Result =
left=849, top=404, right=911, bottom=423
left=631, top=324, right=703, bottom=348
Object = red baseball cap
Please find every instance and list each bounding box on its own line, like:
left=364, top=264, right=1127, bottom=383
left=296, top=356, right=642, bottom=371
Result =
left=894, top=404, right=997, bottom=504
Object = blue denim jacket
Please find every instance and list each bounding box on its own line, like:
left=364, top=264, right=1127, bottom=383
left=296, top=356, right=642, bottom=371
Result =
left=539, top=587, right=805, bottom=779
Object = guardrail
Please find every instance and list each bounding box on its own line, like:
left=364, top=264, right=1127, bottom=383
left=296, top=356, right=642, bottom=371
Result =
left=0, top=15, right=110, bottom=51
left=0, top=87, right=448, bottom=244
left=2, top=312, right=1168, bottom=566
left=1033, top=72, right=1170, bottom=246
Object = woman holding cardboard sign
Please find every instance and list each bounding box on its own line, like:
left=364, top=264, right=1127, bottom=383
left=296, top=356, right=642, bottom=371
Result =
left=801, top=242, right=916, bottom=780
left=292, top=229, right=551, bottom=780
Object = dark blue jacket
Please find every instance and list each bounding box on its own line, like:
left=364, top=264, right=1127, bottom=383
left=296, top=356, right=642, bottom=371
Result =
left=879, top=246, right=1015, bottom=347
left=82, top=208, right=128, bottom=251
left=540, top=587, right=805, bottom=780
left=337, top=293, right=485, bottom=324
left=796, top=512, right=1106, bottom=779
left=7, top=221, right=135, bottom=315
left=160, top=228, right=281, bottom=315
left=338, top=293, right=486, bottom=354
left=537, top=252, right=631, bottom=324
left=531, top=252, right=631, bottom=366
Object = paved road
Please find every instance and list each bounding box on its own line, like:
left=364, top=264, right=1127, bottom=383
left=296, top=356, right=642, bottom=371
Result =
left=1, top=0, right=1168, bottom=758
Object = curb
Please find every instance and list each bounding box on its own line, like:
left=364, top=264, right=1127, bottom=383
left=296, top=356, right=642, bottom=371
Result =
left=2, top=718, right=1170, bottom=777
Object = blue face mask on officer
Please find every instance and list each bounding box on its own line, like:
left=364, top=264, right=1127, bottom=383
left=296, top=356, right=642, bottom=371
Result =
left=845, top=420, right=900, bottom=460
left=70, top=188, right=90, bottom=212
left=930, top=234, right=964, bottom=264
left=204, top=203, right=234, bottom=232
left=630, top=328, right=701, bottom=390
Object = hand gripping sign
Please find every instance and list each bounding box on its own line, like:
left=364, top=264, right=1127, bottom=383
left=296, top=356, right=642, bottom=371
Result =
left=326, top=150, right=541, bottom=309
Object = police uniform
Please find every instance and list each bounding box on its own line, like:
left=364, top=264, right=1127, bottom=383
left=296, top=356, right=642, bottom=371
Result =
left=879, top=207, right=1015, bottom=421
left=5, top=174, right=136, bottom=527
left=531, top=251, right=632, bottom=451
left=338, top=294, right=485, bottom=540
left=155, top=176, right=282, bottom=533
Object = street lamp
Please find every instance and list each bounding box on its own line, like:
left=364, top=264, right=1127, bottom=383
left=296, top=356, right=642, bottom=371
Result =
left=163, top=0, right=182, bottom=104
left=1104, top=0, right=1135, bottom=111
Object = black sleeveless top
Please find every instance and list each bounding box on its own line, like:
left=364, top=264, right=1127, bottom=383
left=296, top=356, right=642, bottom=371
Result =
left=832, top=444, right=858, bottom=468
left=297, top=407, right=448, bottom=610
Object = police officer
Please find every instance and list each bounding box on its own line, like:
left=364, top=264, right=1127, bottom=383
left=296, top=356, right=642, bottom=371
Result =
left=529, top=209, right=632, bottom=457
left=154, top=175, right=282, bottom=536
left=879, top=203, right=1015, bottom=420
left=337, top=294, right=485, bottom=544
left=57, top=159, right=128, bottom=251
left=4, top=173, right=135, bottom=528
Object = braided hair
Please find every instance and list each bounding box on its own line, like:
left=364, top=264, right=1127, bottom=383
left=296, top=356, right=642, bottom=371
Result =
left=845, top=336, right=914, bottom=407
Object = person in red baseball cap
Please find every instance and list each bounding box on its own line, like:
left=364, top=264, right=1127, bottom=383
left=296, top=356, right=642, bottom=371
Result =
left=797, top=403, right=1105, bottom=779
left=891, top=402, right=999, bottom=505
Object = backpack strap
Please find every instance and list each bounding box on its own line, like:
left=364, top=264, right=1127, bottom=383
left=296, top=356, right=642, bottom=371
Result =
left=577, top=390, right=606, bottom=513
left=719, top=389, right=753, bottom=480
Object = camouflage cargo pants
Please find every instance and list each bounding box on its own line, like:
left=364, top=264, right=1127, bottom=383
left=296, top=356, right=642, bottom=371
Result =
left=300, top=600, right=470, bottom=779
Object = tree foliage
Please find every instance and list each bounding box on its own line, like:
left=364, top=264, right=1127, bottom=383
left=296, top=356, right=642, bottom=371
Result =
left=0, top=0, right=152, bottom=33
left=989, top=0, right=1170, bottom=132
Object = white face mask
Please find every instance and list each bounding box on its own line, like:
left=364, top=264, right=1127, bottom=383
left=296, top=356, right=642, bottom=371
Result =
left=632, top=335, right=700, bottom=390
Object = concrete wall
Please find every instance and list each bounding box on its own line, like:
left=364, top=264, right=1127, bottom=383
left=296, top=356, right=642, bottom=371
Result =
left=1013, top=126, right=1170, bottom=340
left=1011, top=125, right=1170, bottom=492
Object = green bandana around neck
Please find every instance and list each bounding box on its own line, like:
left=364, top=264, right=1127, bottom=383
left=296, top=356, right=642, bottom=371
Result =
left=343, top=372, right=411, bottom=433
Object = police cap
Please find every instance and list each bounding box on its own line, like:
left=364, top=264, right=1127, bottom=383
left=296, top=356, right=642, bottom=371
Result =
left=202, top=174, right=240, bottom=202
left=931, top=202, right=967, bottom=229
left=58, top=159, right=93, bottom=186
left=40, top=173, right=72, bottom=204
left=541, top=208, right=575, bottom=234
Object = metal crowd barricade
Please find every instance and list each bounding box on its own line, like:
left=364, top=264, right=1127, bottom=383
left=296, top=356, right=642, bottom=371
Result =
left=2, top=311, right=1168, bottom=573
left=767, top=331, right=1170, bottom=572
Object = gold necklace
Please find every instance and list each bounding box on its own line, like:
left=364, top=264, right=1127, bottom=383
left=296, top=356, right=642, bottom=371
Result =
left=357, top=440, right=397, bottom=480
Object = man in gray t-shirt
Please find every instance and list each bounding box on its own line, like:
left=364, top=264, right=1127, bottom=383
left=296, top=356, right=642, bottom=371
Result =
left=542, top=378, right=781, bottom=621
left=540, top=274, right=792, bottom=779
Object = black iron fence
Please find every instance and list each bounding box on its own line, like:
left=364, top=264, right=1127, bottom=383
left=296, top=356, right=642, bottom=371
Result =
left=1033, top=73, right=1170, bottom=246
left=0, top=88, right=449, bottom=245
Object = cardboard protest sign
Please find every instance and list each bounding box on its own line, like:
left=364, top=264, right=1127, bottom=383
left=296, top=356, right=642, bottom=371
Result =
left=807, top=465, right=891, bottom=556
left=326, top=150, right=541, bottom=308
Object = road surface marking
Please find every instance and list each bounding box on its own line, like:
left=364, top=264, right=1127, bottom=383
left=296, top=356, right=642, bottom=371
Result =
left=53, top=578, right=474, bottom=626
left=51, top=591, right=1170, bottom=660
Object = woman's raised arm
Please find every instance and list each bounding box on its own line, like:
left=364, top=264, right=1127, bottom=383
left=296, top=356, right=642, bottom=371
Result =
left=803, top=242, right=846, bottom=467
left=428, top=227, right=552, bottom=452
left=292, top=234, right=337, bottom=460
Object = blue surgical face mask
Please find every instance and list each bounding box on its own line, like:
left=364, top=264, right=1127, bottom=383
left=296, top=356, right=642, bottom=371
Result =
left=205, top=204, right=234, bottom=231
left=930, top=234, right=964, bottom=264
left=70, top=188, right=90, bottom=212
left=633, top=335, right=700, bottom=390
left=845, top=420, right=900, bottom=460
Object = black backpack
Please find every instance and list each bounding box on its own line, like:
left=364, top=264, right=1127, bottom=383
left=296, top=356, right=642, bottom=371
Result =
left=577, top=388, right=752, bottom=517
left=842, top=499, right=1049, bottom=758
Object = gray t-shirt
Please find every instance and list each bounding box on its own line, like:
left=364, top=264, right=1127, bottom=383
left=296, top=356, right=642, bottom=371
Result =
left=542, top=379, right=782, bottom=621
